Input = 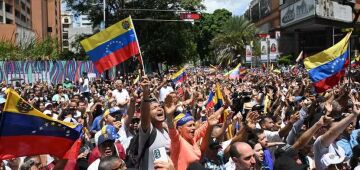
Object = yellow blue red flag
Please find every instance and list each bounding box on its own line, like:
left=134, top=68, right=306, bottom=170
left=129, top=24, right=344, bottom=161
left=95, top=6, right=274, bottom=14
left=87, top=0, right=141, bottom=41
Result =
left=171, top=67, right=187, bottom=84
left=0, top=89, right=82, bottom=160
left=304, top=32, right=351, bottom=93
left=81, top=16, right=140, bottom=73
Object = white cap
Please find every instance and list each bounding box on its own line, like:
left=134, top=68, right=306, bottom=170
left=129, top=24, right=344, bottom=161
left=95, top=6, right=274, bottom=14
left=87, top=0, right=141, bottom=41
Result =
left=321, top=145, right=346, bottom=167
left=44, top=110, right=52, bottom=115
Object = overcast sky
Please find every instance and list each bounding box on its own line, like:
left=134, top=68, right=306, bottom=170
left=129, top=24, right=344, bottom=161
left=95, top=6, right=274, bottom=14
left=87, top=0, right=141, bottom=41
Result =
left=203, top=0, right=252, bottom=16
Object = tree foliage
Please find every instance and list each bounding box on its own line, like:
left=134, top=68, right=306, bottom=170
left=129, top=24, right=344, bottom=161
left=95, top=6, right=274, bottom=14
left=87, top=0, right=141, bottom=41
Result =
left=0, top=37, right=61, bottom=60
left=211, top=16, right=258, bottom=67
left=64, top=0, right=204, bottom=66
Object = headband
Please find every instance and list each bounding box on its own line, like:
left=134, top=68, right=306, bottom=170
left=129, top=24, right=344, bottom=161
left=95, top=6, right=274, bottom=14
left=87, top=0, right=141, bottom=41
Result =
left=175, top=113, right=194, bottom=127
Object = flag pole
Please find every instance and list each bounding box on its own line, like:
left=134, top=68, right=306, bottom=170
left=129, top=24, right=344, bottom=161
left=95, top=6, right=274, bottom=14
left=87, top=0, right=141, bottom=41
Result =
left=129, top=15, right=146, bottom=75
left=348, top=32, right=351, bottom=88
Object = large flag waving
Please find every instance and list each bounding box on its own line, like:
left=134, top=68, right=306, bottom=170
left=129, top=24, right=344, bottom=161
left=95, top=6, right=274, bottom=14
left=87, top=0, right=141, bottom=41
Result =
left=304, top=32, right=351, bottom=93
left=0, top=89, right=82, bottom=160
left=81, top=16, right=140, bottom=73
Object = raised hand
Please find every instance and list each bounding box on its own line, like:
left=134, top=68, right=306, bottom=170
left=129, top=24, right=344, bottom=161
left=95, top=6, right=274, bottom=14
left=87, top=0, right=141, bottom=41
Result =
left=318, top=115, right=334, bottom=127
left=164, top=93, right=177, bottom=116
left=246, top=111, right=260, bottom=129
left=289, top=111, right=300, bottom=124
left=208, top=109, right=221, bottom=126
left=325, top=102, right=333, bottom=115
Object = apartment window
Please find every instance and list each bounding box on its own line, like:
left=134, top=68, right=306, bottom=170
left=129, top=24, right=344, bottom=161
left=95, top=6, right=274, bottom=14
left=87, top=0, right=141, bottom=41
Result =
left=82, top=17, right=89, bottom=20
left=21, top=14, right=26, bottom=22
left=6, top=18, right=13, bottom=24
left=15, top=0, right=20, bottom=5
left=63, top=33, right=68, bottom=39
left=0, top=1, right=3, bottom=9
left=64, top=18, right=69, bottom=23
left=26, top=7, right=30, bottom=14
left=15, top=10, right=20, bottom=18
left=21, top=2, right=25, bottom=10
left=5, top=4, right=12, bottom=13
left=0, top=16, right=3, bottom=23
left=63, top=41, right=69, bottom=46
left=47, top=27, right=52, bottom=32
left=63, top=24, right=69, bottom=28
left=82, top=23, right=91, bottom=26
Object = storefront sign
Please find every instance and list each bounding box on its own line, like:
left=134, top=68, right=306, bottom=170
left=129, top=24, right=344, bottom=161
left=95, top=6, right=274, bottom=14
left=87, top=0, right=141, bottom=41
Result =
left=280, top=0, right=315, bottom=27
left=316, top=0, right=352, bottom=23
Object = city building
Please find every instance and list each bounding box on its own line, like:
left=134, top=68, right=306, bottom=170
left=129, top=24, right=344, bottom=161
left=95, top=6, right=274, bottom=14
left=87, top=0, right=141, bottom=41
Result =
left=0, top=0, right=61, bottom=47
left=246, top=0, right=360, bottom=60
left=61, top=12, right=93, bottom=52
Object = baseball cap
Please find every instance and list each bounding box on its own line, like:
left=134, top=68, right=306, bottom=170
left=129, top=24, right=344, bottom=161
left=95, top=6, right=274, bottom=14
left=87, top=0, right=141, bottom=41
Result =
left=321, top=152, right=345, bottom=167
left=103, top=107, right=123, bottom=118
left=98, top=125, right=119, bottom=146
left=252, top=104, right=264, bottom=111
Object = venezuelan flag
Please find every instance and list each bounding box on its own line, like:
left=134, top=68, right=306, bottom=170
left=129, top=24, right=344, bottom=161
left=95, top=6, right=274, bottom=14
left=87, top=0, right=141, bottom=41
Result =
left=304, top=32, right=351, bottom=93
left=224, top=63, right=241, bottom=77
left=205, top=83, right=224, bottom=110
left=171, top=67, right=187, bottom=84
left=81, top=16, right=140, bottom=73
left=205, top=91, right=215, bottom=109
left=351, top=55, right=360, bottom=67
left=0, top=89, right=82, bottom=160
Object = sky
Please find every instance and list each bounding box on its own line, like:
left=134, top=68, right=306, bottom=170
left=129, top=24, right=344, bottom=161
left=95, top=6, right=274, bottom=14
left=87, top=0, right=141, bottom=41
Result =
left=203, top=0, right=252, bottom=16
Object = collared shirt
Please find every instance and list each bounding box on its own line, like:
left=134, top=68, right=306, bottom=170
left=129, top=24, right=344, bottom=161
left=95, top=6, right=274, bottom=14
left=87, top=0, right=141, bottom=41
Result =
left=336, top=129, right=360, bottom=159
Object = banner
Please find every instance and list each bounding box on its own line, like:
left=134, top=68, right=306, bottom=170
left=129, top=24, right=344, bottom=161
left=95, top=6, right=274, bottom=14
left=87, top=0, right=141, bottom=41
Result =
left=245, top=45, right=253, bottom=63
left=269, top=39, right=278, bottom=55
left=261, top=41, right=268, bottom=61
left=0, top=61, right=116, bottom=84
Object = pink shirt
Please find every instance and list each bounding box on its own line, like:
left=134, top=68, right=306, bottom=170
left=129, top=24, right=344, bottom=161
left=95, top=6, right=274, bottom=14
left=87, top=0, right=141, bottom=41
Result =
left=169, top=123, right=208, bottom=170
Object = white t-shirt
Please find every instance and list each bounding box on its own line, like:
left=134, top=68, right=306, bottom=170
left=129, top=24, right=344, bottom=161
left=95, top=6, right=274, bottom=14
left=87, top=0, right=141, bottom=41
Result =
left=118, top=125, right=134, bottom=151
left=112, top=89, right=130, bottom=112
left=87, top=159, right=100, bottom=170
left=138, top=124, right=171, bottom=170
left=159, top=86, right=174, bottom=102
left=314, top=136, right=346, bottom=170
left=79, top=77, right=90, bottom=93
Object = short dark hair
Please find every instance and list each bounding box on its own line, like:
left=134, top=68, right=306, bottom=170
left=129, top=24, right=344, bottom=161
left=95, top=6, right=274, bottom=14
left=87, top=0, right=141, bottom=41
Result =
left=98, top=156, right=120, bottom=170
left=229, top=142, right=241, bottom=158
left=259, top=116, right=273, bottom=127
left=251, top=128, right=265, bottom=142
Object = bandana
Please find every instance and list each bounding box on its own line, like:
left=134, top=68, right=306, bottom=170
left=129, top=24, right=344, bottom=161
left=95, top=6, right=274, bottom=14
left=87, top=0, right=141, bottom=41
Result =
left=174, top=113, right=194, bottom=127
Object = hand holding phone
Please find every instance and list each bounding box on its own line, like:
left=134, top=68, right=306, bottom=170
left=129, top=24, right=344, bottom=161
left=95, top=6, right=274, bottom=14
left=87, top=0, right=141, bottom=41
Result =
left=153, top=147, right=168, bottom=162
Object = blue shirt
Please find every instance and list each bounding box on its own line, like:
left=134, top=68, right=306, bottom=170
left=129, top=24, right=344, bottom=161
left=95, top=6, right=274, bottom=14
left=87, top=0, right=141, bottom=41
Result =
left=263, top=148, right=273, bottom=170
left=336, top=129, right=360, bottom=159
left=90, top=115, right=102, bottom=132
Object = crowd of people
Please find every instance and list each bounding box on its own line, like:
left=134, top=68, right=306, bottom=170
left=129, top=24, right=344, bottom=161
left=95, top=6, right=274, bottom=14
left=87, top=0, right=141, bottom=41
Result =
left=2, top=65, right=360, bottom=170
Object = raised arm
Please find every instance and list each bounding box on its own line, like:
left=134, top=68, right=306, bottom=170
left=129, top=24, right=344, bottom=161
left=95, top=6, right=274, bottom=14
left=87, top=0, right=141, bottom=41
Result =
left=320, top=105, right=360, bottom=147
left=293, top=115, right=333, bottom=150
left=124, top=89, right=136, bottom=130
left=278, top=111, right=300, bottom=138
left=140, top=76, right=151, bottom=131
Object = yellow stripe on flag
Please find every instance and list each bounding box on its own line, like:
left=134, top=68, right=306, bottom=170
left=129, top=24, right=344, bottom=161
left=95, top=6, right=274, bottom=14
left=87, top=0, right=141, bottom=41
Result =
left=304, top=32, right=351, bottom=71
left=171, top=67, right=186, bottom=79
left=4, top=89, right=77, bottom=128
left=80, top=16, right=135, bottom=52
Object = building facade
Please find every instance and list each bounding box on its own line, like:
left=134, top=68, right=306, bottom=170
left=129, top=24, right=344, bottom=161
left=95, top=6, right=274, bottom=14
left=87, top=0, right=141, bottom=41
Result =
left=61, top=12, right=93, bottom=52
left=0, top=0, right=61, bottom=46
left=246, top=0, right=359, bottom=59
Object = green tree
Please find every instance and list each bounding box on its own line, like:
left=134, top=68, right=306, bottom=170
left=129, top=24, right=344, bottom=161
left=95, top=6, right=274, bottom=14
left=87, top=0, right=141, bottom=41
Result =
left=0, top=37, right=61, bottom=60
left=64, top=0, right=204, bottom=68
left=211, top=16, right=258, bottom=67
left=194, top=9, right=232, bottom=64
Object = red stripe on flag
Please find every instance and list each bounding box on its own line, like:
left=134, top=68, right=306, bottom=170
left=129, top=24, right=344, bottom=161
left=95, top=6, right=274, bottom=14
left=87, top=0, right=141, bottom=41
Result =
left=93, top=41, right=140, bottom=73
left=0, top=136, right=75, bottom=160
left=313, top=70, right=345, bottom=93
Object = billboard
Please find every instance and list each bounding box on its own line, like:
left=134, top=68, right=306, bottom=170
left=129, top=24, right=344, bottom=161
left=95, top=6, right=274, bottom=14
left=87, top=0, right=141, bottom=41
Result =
left=280, top=0, right=316, bottom=27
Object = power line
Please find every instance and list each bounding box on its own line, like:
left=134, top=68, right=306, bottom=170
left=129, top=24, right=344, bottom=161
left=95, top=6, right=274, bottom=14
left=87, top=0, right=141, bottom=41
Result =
left=121, top=8, right=200, bottom=13
left=132, top=18, right=198, bottom=22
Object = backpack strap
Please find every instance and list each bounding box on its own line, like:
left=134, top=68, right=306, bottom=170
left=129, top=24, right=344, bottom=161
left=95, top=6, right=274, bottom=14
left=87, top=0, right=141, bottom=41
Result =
left=136, top=127, right=157, bottom=167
